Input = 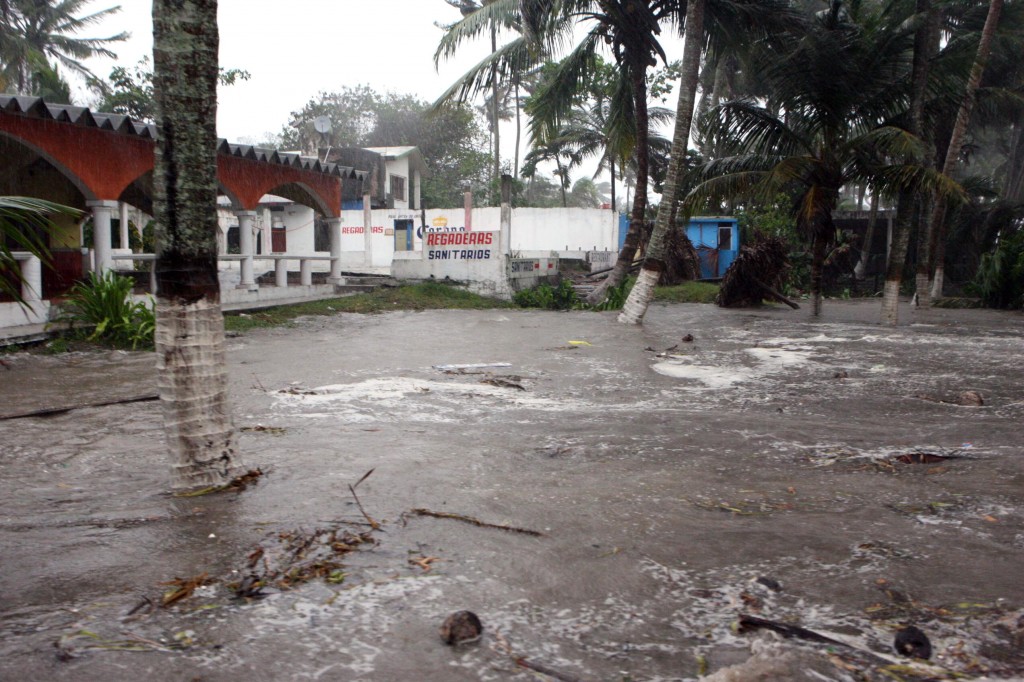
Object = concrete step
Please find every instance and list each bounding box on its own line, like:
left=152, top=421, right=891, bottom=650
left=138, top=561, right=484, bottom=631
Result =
left=333, top=284, right=380, bottom=295
left=340, top=275, right=398, bottom=287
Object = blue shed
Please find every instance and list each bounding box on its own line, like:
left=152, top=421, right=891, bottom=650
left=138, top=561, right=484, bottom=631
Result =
left=686, top=217, right=738, bottom=279
left=616, top=214, right=739, bottom=279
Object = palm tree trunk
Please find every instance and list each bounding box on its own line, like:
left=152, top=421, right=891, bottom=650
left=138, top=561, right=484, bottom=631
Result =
left=556, top=158, right=567, bottom=208
left=881, top=0, right=937, bottom=323
left=881, top=192, right=916, bottom=324
left=854, top=192, right=879, bottom=280
left=925, top=0, right=1003, bottom=301
left=586, top=61, right=651, bottom=306
left=619, top=0, right=705, bottom=324
left=490, top=23, right=501, bottom=204
left=809, top=233, right=827, bottom=316
left=152, top=0, right=244, bottom=491
left=610, top=160, right=617, bottom=214
left=1004, top=124, right=1024, bottom=202
left=514, top=79, right=521, bottom=178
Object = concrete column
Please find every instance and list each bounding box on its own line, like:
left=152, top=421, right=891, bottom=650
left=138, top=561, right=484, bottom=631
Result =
left=464, top=190, right=473, bottom=232
left=87, top=200, right=118, bottom=272
left=275, top=259, right=288, bottom=287
left=363, top=194, right=373, bottom=268
left=119, top=202, right=130, bottom=250
left=235, top=210, right=258, bottom=290
left=300, top=259, right=312, bottom=286
left=500, top=174, right=512, bottom=256
left=19, top=254, right=42, bottom=304
left=328, top=217, right=343, bottom=282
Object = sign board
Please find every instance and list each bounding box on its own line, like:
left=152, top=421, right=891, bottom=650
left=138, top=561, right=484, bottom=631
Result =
left=426, top=231, right=498, bottom=260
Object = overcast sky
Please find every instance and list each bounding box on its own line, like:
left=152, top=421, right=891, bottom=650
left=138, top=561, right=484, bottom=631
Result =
left=84, top=1, right=685, bottom=183
left=88, top=2, right=494, bottom=141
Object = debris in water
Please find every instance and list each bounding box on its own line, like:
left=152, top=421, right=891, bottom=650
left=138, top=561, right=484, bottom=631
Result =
left=240, top=424, right=287, bottom=435
left=833, top=369, right=849, bottom=379
left=433, top=362, right=512, bottom=371
left=160, top=573, right=212, bottom=607
left=480, top=377, right=526, bottom=391
left=0, top=393, right=160, bottom=421
left=407, top=508, right=546, bottom=537
left=174, top=468, right=264, bottom=497
left=516, top=657, right=587, bottom=681
left=894, top=625, right=932, bottom=659
left=915, top=391, right=985, bottom=406
left=567, top=340, right=592, bottom=346
left=440, top=610, right=483, bottom=645
left=891, top=451, right=962, bottom=465
left=755, top=576, right=782, bottom=592
left=409, top=554, right=441, bottom=572
left=737, top=613, right=847, bottom=647
left=348, top=468, right=380, bottom=530
left=682, top=334, right=694, bottom=343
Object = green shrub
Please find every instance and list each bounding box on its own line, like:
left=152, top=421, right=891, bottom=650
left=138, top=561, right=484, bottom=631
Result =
left=972, top=232, right=1024, bottom=309
left=59, top=271, right=155, bottom=349
left=513, top=280, right=581, bottom=310
left=591, top=279, right=630, bottom=311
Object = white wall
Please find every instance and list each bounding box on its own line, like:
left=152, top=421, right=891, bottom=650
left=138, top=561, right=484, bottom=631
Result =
left=508, top=207, right=617, bottom=253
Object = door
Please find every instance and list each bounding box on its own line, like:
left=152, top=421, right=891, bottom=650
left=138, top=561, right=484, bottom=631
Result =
left=394, top=220, right=414, bottom=251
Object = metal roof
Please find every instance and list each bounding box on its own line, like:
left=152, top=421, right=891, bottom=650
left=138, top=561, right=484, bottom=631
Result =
left=0, top=95, right=367, bottom=183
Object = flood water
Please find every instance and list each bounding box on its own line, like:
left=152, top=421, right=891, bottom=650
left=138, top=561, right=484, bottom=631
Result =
left=1, top=301, right=1022, bottom=681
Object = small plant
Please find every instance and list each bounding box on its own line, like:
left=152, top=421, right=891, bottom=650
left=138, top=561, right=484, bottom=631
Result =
left=591, top=280, right=630, bottom=311
left=513, top=280, right=581, bottom=310
left=58, top=270, right=155, bottom=349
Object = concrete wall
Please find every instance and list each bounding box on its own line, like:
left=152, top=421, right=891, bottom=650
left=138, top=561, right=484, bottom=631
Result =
left=392, top=230, right=513, bottom=298
left=508, top=207, right=617, bottom=254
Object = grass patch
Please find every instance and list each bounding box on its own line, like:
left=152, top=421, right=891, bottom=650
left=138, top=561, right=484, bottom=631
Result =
left=654, top=281, right=720, bottom=304
left=224, top=281, right=510, bottom=332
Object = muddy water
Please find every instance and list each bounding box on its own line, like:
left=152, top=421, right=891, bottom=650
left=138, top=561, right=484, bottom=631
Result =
left=1, top=301, right=1022, bottom=681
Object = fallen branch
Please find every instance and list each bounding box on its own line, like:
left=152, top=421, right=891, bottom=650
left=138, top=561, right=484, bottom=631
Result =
left=738, top=614, right=846, bottom=646
left=0, top=393, right=159, bottom=421
left=517, top=657, right=588, bottom=681
left=349, top=469, right=381, bottom=530
left=410, top=508, right=546, bottom=537
left=753, top=278, right=800, bottom=310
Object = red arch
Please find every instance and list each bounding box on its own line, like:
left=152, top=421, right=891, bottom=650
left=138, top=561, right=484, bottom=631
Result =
left=0, top=110, right=343, bottom=216
left=0, top=115, right=153, bottom=200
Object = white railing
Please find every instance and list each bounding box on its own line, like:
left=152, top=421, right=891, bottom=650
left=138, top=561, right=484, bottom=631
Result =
left=110, top=253, right=336, bottom=292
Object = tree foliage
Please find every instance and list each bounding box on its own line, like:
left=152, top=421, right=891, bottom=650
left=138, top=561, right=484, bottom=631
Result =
left=279, top=86, right=491, bottom=208
left=0, top=0, right=127, bottom=100
left=92, top=57, right=249, bottom=121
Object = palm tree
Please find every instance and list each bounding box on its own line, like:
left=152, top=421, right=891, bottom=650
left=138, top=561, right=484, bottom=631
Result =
left=151, top=0, right=245, bottom=491
left=435, top=0, right=531, bottom=202
left=689, top=0, right=959, bottom=317
left=618, top=0, right=705, bottom=323
left=923, top=0, right=1004, bottom=301
left=522, top=1, right=688, bottom=305
left=1, top=0, right=127, bottom=98
left=618, top=0, right=805, bottom=323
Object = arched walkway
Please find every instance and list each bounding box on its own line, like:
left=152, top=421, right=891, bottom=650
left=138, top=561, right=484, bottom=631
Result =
left=0, top=95, right=365, bottom=289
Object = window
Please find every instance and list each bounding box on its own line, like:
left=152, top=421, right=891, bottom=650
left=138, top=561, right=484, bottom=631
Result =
left=718, top=224, right=733, bottom=250
left=390, top=175, right=407, bottom=202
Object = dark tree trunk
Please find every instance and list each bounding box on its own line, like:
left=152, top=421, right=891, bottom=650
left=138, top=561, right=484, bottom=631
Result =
left=620, top=0, right=705, bottom=323
left=152, top=0, right=245, bottom=490
left=925, top=0, right=1003, bottom=300
left=881, top=0, right=936, bottom=323
left=586, top=59, right=650, bottom=306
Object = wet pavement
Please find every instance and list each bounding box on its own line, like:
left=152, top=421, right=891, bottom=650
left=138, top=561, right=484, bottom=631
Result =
left=1, top=300, right=1022, bottom=681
